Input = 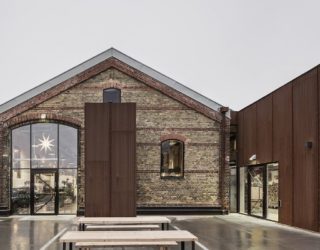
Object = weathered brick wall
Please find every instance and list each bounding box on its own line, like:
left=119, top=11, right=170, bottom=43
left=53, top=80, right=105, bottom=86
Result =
left=1, top=68, right=228, bottom=211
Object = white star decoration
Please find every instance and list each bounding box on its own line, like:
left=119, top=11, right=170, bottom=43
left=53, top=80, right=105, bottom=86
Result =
left=38, top=134, right=55, bottom=153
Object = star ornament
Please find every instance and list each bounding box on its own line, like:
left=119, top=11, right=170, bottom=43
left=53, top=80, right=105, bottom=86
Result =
left=38, top=134, right=55, bottom=153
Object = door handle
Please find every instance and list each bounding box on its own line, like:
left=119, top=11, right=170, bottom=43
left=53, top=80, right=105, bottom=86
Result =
left=278, top=200, right=282, bottom=208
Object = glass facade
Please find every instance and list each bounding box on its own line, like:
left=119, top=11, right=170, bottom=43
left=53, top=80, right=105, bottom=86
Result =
left=239, top=163, right=279, bottom=221
left=11, top=122, right=78, bottom=215
left=160, top=140, right=184, bottom=177
left=239, top=166, right=248, bottom=214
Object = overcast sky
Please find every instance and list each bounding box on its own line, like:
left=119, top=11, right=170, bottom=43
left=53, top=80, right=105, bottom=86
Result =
left=1, top=0, right=320, bottom=111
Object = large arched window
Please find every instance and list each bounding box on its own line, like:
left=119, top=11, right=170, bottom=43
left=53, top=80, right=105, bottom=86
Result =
left=11, top=122, right=78, bottom=215
left=160, top=140, right=184, bottom=178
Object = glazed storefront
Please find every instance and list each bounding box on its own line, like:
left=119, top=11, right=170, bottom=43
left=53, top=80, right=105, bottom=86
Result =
left=11, top=122, right=78, bottom=215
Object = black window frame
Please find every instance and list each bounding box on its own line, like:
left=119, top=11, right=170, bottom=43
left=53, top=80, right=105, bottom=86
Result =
left=160, top=139, right=184, bottom=179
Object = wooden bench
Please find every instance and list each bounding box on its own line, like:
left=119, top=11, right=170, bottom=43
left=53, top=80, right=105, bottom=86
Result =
left=60, top=230, right=198, bottom=250
left=77, top=216, right=171, bottom=231
left=85, top=224, right=160, bottom=231
left=75, top=240, right=177, bottom=250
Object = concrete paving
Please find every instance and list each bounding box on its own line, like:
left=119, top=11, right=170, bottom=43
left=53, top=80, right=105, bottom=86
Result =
left=0, top=214, right=319, bottom=250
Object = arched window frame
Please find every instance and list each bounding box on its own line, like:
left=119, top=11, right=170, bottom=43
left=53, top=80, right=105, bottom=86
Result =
left=103, top=88, right=121, bottom=103
left=160, top=139, right=184, bottom=179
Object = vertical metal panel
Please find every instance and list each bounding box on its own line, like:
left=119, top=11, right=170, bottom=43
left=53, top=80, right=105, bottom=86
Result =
left=237, top=111, right=244, bottom=168
left=85, top=162, right=110, bottom=216
left=242, top=104, right=257, bottom=165
left=318, top=66, right=320, bottom=232
left=293, top=68, right=318, bottom=231
left=110, top=103, right=136, bottom=216
left=85, top=103, right=111, bottom=216
left=85, top=103, right=136, bottom=217
left=256, top=95, right=273, bottom=163
left=273, top=84, right=293, bottom=225
left=85, top=104, right=110, bottom=162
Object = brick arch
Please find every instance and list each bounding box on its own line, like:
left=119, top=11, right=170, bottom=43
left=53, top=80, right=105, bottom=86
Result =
left=102, top=80, right=126, bottom=89
left=4, top=113, right=82, bottom=129
left=160, top=133, right=187, bottom=143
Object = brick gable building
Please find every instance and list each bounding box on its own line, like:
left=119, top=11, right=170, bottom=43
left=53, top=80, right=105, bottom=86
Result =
left=0, top=48, right=230, bottom=215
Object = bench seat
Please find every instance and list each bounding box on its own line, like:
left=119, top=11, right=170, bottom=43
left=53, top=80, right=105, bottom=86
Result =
left=75, top=240, right=177, bottom=249
left=85, top=224, right=160, bottom=230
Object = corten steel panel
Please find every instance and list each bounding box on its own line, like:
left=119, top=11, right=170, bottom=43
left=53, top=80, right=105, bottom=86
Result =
left=85, top=103, right=111, bottom=216
left=85, top=103, right=110, bottom=161
left=237, top=111, right=244, bottom=167
left=111, top=103, right=136, bottom=131
left=85, top=161, right=111, bottom=216
left=242, top=104, right=257, bottom=165
left=256, top=95, right=273, bottom=163
left=231, top=111, right=238, bottom=125
left=273, top=84, right=293, bottom=225
left=110, top=132, right=136, bottom=216
left=318, top=66, right=320, bottom=232
left=110, top=103, right=136, bottom=216
left=293, top=68, right=319, bottom=231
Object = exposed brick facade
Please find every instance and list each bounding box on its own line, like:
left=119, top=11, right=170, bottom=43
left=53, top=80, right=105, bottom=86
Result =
left=0, top=61, right=230, bottom=213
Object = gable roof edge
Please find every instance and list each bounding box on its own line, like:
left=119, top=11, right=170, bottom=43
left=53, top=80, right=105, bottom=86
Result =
left=0, top=48, right=229, bottom=118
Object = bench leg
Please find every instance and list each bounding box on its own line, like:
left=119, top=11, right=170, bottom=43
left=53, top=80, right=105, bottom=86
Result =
left=63, top=242, right=66, bottom=250
left=181, top=241, right=185, bottom=250
left=69, top=242, right=73, bottom=250
left=161, top=223, right=164, bottom=230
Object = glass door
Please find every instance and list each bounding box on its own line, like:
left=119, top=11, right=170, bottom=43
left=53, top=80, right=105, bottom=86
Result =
left=31, top=170, right=58, bottom=215
left=266, top=163, right=279, bottom=221
left=248, top=166, right=265, bottom=217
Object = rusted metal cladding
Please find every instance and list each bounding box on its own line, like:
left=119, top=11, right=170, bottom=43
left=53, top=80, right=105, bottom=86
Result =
left=110, top=103, right=136, bottom=217
left=273, top=84, right=293, bottom=225
left=85, top=103, right=136, bottom=217
left=237, top=111, right=244, bottom=167
left=85, top=103, right=111, bottom=216
left=242, top=104, right=257, bottom=165
left=256, top=95, right=273, bottom=164
left=292, top=69, right=319, bottom=231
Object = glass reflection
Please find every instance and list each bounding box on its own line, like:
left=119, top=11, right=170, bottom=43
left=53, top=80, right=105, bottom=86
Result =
left=12, top=125, right=30, bottom=169
left=59, top=169, right=77, bottom=214
left=239, top=167, right=248, bottom=214
left=249, top=166, right=264, bottom=217
left=267, top=163, right=279, bottom=221
left=32, top=124, right=58, bottom=168
left=12, top=170, right=30, bottom=214
left=59, top=125, right=77, bottom=168
left=34, top=172, right=56, bottom=214
left=161, top=140, right=184, bottom=177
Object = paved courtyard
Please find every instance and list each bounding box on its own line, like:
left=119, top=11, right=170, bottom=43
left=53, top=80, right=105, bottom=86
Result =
left=0, top=214, right=319, bottom=250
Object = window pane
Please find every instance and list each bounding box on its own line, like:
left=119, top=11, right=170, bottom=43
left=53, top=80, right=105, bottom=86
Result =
left=239, top=167, right=248, bottom=214
left=32, top=123, right=58, bottom=168
left=59, top=169, right=77, bottom=214
left=12, top=169, right=30, bottom=214
left=59, top=125, right=77, bottom=168
left=267, top=163, right=279, bottom=221
left=249, top=166, right=264, bottom=217
left=161, top=140, right=183, bottom=177
left=12, top=125, right=30, bottom=169
left=103, top=88, right=121, bottom=103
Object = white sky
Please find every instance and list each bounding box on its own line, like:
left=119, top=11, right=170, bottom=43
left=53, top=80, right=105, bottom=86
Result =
left=1, top=0, right=320, bottom=111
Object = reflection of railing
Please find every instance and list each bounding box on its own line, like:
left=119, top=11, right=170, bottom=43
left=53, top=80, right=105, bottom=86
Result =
left=35, top=175, right=55, bottom=213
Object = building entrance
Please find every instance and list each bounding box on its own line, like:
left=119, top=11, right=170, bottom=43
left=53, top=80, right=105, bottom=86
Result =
left=31, top=170, right=58, bottom=215
left=11, top=122, right=78, bottom=215
left=240, top=163, right=279, bottom=221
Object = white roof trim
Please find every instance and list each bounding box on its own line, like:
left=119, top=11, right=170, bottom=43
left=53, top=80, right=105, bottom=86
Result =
left=0, top=48, right=230, bottom=118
